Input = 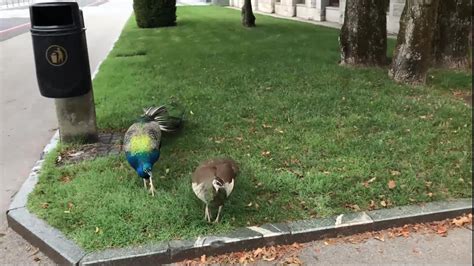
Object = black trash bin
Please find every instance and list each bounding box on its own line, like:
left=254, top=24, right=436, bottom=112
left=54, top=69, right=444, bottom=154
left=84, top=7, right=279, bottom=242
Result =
left=30, top=2, right=92, bottom=98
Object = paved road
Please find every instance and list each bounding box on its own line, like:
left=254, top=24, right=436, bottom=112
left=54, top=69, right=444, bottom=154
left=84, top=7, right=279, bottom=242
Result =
left=296, top=227, right=472, bottom=265
left=0, top=0, right=133, bottom=264
left=0, top=0, right=103, bottom=41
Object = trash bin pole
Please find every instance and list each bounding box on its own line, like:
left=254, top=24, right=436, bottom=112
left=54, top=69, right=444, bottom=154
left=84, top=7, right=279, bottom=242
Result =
left=54, top=90, right=98, bottom=143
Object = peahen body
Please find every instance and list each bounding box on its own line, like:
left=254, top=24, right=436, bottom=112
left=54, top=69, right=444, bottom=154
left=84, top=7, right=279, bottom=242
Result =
left=192, top=158, right=239, bottom=223
left=124, top=106, right=182, bottom=196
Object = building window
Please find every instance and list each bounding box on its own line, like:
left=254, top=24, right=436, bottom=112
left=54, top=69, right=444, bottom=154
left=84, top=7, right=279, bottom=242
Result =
left=297, top=0, right=305, bottom=4
left=329, top=0, right=339, bottom=7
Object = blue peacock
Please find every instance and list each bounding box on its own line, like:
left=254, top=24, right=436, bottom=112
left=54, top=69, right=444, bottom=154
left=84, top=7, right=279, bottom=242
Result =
left=124, top=105, right=183, bottom=196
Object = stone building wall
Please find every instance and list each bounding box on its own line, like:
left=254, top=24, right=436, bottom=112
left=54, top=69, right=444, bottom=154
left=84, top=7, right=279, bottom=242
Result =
left=224, top=0, right=405, bottom=34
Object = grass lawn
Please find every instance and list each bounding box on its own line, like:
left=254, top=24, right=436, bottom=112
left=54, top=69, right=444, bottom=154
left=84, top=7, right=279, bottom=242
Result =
left=28, top=6, right=472, bottom=251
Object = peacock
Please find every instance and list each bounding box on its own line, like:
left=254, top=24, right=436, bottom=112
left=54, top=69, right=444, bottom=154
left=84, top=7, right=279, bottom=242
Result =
left=124, top=105, right=183, bottom=196
left=192, top=158, right=239, bottom=223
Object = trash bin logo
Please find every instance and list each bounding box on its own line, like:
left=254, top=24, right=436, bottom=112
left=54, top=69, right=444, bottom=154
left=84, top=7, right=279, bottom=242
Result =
left=46, top=45, right=68, bottom=66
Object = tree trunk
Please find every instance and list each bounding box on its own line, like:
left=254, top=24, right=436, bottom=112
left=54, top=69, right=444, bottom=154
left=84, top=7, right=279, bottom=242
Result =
left=433, top=0, right=471, bottom=69
left=241, top=0, right=256, bottom=27
left=389, top=0, right=440, bottom=85
left=339, top=0, right=388, bottom=66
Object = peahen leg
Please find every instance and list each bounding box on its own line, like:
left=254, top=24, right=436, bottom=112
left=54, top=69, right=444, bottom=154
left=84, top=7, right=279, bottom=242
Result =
left=214, top=206, right=223, bottom=223
left=205, top=205, right=211, bottom=223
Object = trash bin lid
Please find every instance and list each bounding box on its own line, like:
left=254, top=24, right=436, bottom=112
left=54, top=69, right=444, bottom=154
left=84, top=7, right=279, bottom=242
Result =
left=30, top=2, right=84, bottom=34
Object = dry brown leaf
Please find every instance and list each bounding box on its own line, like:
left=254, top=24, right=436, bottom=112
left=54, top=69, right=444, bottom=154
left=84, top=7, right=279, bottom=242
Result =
left=374, top=235, right=385, bottom=242
left=388, top=180, right=396, bottom=189
left=452, top=216, right=471, bottom=227
left=60, top=175, right=71, bottom=183
left=253, top=248, right=263, bottom=257
left=262, top=124, right=272, bottom=129
left=427, top=192, right=433, bottom=197
left=390, top=170, right=401, bottom=176
left=437, top=225, right=448, bottom=236
left=41, top=203, right=49, bottom=209
left=262, top=256, right=276, bottom=262
left=200, top=255, right=206, bottom=263
left=348, top=204, right=361, bottom=211
left=275, top=128, right=284, bottom=134
left=380, top=200, right=387, bottom=207
left=261, top=150, right=271, bottom=157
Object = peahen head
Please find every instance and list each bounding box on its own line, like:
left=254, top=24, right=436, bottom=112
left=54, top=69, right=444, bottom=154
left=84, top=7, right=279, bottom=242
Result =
left=212, top=177, right=225, bottom=192
left=137, top=162, right=153, bottom=179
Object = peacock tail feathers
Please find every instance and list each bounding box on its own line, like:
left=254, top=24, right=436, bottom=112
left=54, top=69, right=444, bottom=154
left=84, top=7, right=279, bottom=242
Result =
left=141, top=104, right=184, bottom=132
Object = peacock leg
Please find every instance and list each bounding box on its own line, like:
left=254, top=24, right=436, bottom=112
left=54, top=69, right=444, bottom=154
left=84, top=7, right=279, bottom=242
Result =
left=143, top=179, right=147, bottom=190
left=148, top=177, right=156, bottom=197
left=214, top=206, right=223, bottom=223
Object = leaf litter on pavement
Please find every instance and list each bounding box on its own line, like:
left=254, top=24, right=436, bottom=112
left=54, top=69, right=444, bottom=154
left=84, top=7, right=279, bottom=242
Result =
left=177, top=213, right=471, bottom=265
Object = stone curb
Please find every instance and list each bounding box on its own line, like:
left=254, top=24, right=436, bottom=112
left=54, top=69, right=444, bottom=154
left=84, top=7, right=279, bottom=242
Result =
left=7, top=148, right=472, bottom=265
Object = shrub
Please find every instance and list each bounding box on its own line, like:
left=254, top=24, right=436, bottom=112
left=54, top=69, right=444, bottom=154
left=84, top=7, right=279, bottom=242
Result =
left=133, top=0, right=177, bottom=28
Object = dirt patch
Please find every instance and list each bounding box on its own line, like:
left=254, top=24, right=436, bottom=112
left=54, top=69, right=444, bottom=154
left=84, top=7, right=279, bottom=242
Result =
left=56, top=132, right=124, bottom=165
left=452, top=90, right=472, bottom=106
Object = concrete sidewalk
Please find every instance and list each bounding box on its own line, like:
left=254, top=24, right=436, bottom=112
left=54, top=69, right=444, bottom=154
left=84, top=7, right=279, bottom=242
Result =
left=0, top=0, right=133, bottom=264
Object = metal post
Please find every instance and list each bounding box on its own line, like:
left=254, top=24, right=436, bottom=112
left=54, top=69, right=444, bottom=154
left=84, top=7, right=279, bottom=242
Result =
left=54, top=90, right=98, bottom=143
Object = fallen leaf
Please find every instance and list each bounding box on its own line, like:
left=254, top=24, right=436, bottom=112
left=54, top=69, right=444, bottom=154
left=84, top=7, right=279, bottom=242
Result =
left=390, top=170, right=401, bottom=176
left=368, top=177, right=377, bottom=183
left=262, top=124, right=272, bottom=129
left=247, top=202, right=253, bottom=207
left=374, top=235, right=385, bottom=242
left=200, top=254, right=206, bottom=263
left=68, top=151, right=84, bottom=157
left=380, top=200, right=387, bottom=207
left=59, top=175, right=71, bottom=183
left=262, top=256, right=276, bottom=262
left=346, top=204, right=361, bottom=211
left=388, top=180, right=396, bottom=189
left=436, top=225, right=447, bottom=236
left=67, top=202, right=74, bottom=210
left=29, top=248, right=39, bottom=256
left=275, top=128, right=284, bottom=134
left=452, top=216, right=471, bottom=227
left=427, top=192, right=433, bottom=197
left=253, top=248, right=263, bottom=257
left=33, top=257, right=41, bottom=262
left=95, top=227, right=100, bottom=233
left=261, top=150, right=271, bottom=157
left=190, top=110, right=194, bottom=115
left=41, top=203, right=49, bottom=209
left=369, top=200, right=377, bottom=209
left=165, top=168, right=170, bottom=174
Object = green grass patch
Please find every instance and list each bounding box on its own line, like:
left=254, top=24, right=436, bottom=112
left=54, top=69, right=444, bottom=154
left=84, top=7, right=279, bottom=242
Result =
left=28, top=6, right=472, bottom=251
